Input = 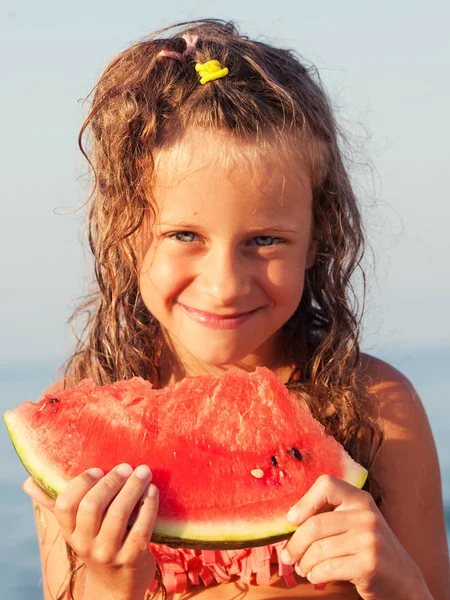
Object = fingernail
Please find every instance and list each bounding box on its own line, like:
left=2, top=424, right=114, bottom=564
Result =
left=87, top=468, right=104, bottom=479
left=22, top=480, right=31, bottom=493
left=145, top=483, right=158, bottom=498
left=294, top=563, right=305, bottom=577
left=287, top=506, right=301, bottom=523
left=280, top=549, right=293, bottom=565
left=135, top=465, right=151, bottom=480
left=116, top=463, right=133, bottom=477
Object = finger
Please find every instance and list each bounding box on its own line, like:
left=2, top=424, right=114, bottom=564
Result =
left=303, top=554, right=364, bottom=586
left=120, top=483, right=159, bottom=564
left=286, top=475, right=371, bottom=527
left=54, top=468, right=104, bottom=537
left=75, top=464, right=135, bottom=540
left=22, top=478, right=56, bottom=510
left=281, top=509, right=359, bottom=565
left=296, top=531, right=357, bottom=577
left=97, top=465, right=153, bottom=546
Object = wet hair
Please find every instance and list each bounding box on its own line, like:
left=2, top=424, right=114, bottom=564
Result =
left=57, top=18, right=383, bottom=599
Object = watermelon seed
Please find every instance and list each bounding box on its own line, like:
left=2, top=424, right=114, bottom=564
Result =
left=49, top=397, right=59, bottom=404
left=271, top=456, right=278, bottom=467
left=251, top=469, right=264, bottom=479
left=288, top=447, right=302, bottom=461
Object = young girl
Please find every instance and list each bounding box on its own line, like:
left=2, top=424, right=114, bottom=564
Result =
left=22, top=19, right=448, bottom=600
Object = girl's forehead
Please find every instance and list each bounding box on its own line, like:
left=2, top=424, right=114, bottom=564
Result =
left=146, top=146, right=313, bottom=229
left=150, top=127, right=313, bottom=191
left=145, top=132, right=313, bottom=226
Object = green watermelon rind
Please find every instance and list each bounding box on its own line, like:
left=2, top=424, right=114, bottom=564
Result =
left=4, top=410, right=67, bottom=500
left=4, top=408, right=368, bottom=549
left=153, top=514, right=297, bottom=545
left=152, top=465, right=367, bottom=546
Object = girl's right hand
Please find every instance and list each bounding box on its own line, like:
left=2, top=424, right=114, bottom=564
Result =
left=22, top=464, right=159, bottom=598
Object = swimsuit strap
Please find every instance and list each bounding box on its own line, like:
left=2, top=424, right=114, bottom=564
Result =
left=286, top=363, right=302, bottom=384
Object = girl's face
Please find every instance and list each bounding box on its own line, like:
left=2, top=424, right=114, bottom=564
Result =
left=138, top=129, right=316, bottom=377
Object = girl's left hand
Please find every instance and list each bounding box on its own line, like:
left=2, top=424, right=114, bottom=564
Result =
left=281, top=475, right=429, bottom=600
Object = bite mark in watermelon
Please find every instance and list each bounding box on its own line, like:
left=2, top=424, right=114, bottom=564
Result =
left=3, top=367, right=367, bottom=549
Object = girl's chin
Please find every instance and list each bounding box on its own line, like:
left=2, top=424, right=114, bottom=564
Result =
left=164, top=338, right=261, bottom=369
left=174, top=339, right=278, bottom=372
left=188, top=349, right=255, bottom=367
left=160, top=323, right=280, bottom=371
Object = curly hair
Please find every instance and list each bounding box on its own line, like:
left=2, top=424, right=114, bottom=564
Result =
left=56, top=18, right=383, bottom=599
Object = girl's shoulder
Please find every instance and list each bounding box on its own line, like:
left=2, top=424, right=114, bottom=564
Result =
left=359, top=352, right=423, bottom=422
left=360, top=351, right=414, bottom=387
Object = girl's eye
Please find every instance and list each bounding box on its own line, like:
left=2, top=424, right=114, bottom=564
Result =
left=169, top=231, right=198, bottom=243
left=251, top=236, right=284, bottom=247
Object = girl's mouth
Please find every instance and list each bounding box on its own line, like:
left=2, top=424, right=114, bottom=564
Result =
left=178, top=304, right=261, bottom=330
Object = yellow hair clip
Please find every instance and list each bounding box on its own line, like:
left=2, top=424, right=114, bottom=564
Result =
left=195, top=60, right=229, bottom=85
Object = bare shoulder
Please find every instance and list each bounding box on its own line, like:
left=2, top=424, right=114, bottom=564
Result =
left=359, top=352, right=420, bottom=414
left=360, top=352, right=450, bottom=598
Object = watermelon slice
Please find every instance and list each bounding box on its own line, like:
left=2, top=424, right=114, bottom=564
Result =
left=3, top=367, right=367, bottom=549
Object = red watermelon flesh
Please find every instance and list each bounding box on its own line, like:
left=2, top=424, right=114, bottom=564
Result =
left=3, top=367, right=367, bottom=549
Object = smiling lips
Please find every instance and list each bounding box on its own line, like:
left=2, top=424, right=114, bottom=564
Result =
left=179, top=304, right=260, bottom=330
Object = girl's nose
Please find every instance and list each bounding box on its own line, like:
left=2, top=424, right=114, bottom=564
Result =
left=199, top=247, right=251, bottom=305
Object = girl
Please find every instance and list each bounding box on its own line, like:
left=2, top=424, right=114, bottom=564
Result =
left=22, top=19, right=448, bottom=600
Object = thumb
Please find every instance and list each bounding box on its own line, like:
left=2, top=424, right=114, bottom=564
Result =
left=286, top=474, right=358, bottom=526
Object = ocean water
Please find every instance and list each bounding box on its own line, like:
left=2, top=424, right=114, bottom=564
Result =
left=0, top=349, right=449, bottom=599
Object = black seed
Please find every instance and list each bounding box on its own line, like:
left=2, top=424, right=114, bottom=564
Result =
left=271, top=456, right=278, bottom=467
left=291, top=447, right=302, bottom=461
left=49, top=397, right=60, bottom=404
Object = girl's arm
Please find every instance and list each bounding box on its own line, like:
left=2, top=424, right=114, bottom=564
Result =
left=281, top=355, right=449, bottom=600
left=30, top=497, right=83, bottom=600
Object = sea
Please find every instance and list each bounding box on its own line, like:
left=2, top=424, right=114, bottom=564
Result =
left=1, top=347, right=449, bottom=599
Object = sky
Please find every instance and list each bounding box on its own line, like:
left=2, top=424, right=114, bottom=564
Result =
left=1, top=0, right=449, bottom=363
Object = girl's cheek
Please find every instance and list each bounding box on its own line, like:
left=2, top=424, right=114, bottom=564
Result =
left=140, top=253, right=193, bottom=304
left=265, top=257, right=306, bottom=291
